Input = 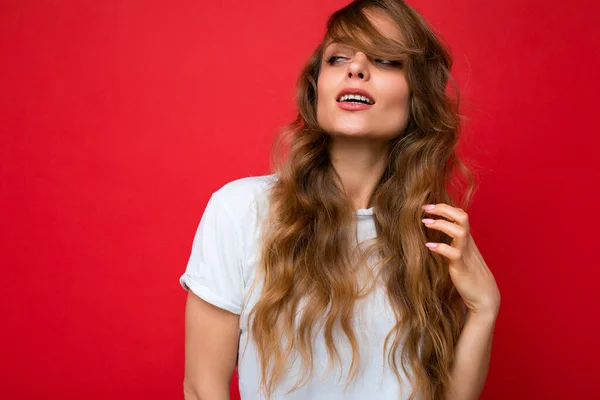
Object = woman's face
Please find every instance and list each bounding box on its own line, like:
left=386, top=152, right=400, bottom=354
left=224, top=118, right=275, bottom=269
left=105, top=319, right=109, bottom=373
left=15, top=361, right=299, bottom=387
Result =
left=316, top=10, right=410, bottom=140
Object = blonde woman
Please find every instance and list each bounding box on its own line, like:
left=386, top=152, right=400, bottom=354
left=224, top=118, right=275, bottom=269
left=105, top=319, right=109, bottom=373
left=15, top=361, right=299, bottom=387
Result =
left=180, top=1, right=501, bottom=399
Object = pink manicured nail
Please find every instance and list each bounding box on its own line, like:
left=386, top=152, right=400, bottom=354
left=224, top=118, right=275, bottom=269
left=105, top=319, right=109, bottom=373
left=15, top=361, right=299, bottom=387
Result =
left=425, top=242, right=438, bottom=248
left=424, top=204, right=435, bottom=210
left=422, top=218, right=435, bottom=225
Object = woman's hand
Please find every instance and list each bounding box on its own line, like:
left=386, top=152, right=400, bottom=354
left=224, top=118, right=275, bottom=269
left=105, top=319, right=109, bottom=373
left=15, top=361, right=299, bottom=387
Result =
left=421, top=203, right=501, bottom=318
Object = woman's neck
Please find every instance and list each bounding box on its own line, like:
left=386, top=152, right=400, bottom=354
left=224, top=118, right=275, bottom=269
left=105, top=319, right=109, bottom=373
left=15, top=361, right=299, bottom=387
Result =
left=328, top=136, right=390, bottom=210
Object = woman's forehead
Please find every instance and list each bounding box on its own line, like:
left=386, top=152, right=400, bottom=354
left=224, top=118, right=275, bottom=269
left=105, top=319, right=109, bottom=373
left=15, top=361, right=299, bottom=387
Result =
left=324, top=39, right=352, bottom=51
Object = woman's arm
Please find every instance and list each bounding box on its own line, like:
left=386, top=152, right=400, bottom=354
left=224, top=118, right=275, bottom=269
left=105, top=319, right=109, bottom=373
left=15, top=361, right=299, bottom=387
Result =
left=183, top=291, right=240, bottom=400
left=444, top=310, right=498, bottom=400
left=420, top=203, right=501, bottom=400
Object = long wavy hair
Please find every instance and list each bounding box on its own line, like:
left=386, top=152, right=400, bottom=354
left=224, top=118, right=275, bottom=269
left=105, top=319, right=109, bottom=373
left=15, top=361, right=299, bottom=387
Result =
left=245, top=1, right=476, bottom=399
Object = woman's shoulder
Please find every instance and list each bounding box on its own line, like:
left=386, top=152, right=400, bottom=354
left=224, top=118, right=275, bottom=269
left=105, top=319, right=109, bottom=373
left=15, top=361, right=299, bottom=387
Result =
left=213, top=173, right=277, bottom=200
left=211, top=173, right=277, bottom=225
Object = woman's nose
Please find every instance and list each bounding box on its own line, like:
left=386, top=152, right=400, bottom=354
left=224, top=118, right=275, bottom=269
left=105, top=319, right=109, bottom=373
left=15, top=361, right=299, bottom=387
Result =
left=347, top=53, right=370, bottom=80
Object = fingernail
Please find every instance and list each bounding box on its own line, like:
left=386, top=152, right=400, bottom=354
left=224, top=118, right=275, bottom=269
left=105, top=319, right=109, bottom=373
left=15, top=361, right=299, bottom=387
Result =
left=422, top=218, right=435, bottom=225
left=424, top=204, right=435, bottom=210
left=425, top=242, right=438, bottom=248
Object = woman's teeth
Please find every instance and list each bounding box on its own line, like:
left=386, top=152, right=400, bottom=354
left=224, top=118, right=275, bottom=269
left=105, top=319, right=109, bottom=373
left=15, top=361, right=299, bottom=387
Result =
left=338, top=94, right=374, bottom=105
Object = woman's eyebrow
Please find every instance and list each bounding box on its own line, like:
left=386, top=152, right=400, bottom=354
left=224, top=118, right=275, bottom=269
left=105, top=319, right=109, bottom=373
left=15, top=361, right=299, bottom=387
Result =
left=324, top=42, right=337, bottom=52
left=326, top=42, right=354, bottom=54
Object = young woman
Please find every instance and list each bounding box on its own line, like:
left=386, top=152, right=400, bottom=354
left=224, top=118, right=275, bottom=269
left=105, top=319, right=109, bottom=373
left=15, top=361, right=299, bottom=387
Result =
left=180, top=1, right=501, bottom=399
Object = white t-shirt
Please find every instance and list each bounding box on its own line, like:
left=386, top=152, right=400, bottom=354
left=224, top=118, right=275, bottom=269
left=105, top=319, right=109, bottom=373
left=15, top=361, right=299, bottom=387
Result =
left=180, top=174, right=419, bottom=399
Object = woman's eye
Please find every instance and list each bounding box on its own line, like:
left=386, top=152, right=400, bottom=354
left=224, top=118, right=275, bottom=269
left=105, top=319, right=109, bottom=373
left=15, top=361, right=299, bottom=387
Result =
left=326, top=55, right=402, bottom=67
left=326, top=55, right=345, bottom=64
left=375, top=59, right=402, bottom=66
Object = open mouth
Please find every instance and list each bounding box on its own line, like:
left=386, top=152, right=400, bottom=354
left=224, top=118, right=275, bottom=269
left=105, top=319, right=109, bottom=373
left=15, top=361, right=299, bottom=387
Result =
left=336, top=93, right=375, bottom=105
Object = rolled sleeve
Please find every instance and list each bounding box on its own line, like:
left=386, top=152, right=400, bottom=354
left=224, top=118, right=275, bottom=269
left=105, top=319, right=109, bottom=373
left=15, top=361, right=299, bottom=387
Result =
left=179, top=191, right=244, bottom=315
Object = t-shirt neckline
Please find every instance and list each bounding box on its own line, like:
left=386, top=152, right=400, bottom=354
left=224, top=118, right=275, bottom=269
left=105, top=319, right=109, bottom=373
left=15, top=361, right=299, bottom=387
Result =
left=353, top=206, right=375, bottom=216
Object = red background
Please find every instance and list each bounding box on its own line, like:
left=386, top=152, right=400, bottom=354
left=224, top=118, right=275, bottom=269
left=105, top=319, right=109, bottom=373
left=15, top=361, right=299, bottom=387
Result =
left=1, top=0, right=598, bottom=399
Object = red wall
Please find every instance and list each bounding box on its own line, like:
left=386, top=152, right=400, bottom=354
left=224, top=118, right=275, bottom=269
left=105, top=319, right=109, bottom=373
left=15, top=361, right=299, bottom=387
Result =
left=1, top=0, right=598, bottom=399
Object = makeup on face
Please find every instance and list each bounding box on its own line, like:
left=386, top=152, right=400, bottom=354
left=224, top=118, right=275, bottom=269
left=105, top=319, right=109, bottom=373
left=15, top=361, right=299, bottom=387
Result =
left=335, top=87, right=375, bottom=111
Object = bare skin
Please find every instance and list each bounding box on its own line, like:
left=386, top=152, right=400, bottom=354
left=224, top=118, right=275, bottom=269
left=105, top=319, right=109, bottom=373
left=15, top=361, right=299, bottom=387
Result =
left=316, top=8, right=410, bottom=210
left=183, top=292, right=239, bottom=400
left=183, top=7, right=500, bottom=400
left=182, top=9, right=411, bottom=399
left=318, top=8, right=501, bottom=399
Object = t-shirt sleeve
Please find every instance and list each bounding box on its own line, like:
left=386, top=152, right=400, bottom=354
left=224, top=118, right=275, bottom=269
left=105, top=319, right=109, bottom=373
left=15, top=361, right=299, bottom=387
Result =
left=179, top=191, right=244, bottom=315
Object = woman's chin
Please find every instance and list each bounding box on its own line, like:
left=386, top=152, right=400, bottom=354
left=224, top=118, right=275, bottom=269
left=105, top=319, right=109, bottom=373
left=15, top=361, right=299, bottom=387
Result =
left=328, top=129, right=379, bottom=140
left=326, top=125, right=370, bottom=135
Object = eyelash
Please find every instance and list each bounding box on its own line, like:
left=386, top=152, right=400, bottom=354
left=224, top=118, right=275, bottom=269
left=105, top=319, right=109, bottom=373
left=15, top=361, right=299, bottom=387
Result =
left=325, top=55, right=402, bottom=67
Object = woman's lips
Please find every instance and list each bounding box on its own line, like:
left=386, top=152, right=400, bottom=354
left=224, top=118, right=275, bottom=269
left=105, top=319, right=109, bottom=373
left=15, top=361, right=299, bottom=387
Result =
left=336, top=101, right=374, bottom=111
